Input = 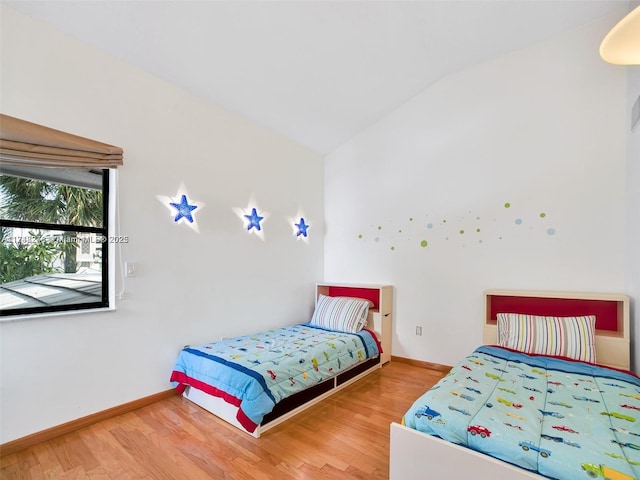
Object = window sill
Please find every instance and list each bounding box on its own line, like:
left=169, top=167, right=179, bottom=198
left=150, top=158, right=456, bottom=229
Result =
left=0, top=305, right=116, bottom=323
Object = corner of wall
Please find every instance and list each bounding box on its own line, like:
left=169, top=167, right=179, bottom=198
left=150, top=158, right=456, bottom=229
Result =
left=627, top=67, right=640, bottom=372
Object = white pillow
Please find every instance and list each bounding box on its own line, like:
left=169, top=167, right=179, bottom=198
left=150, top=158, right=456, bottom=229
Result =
left=497, top=313, right=596, bottom=363
left=309, top=295, right=371, bottom=333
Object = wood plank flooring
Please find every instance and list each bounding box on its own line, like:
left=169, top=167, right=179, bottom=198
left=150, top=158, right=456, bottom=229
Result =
left=1, top=362, right=446, bottom=480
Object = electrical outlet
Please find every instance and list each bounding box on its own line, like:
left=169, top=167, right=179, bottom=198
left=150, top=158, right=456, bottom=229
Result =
left=416, top=326, right=422, bottom=336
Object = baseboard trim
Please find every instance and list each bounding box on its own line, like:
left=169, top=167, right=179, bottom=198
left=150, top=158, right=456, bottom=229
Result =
left=391, top=355, right=452, bottom=373
left=0, top=389, right=176, bottom=457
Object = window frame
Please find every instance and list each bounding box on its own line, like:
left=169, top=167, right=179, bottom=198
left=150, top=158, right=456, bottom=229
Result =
left=0, top=168, right=115, bottom=318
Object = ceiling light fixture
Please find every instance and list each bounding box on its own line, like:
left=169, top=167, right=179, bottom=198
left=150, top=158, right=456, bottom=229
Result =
left=599, top=5, right=640, bottom=65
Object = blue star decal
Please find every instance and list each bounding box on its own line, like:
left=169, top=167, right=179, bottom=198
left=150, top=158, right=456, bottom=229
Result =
left=244, top=208, right=264, bottom=231
left=295, top=217, right=310, bottom=237
left=170, top=194, right=198, bottom=223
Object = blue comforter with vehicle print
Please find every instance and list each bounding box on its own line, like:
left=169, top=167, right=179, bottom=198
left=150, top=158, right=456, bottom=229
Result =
left=171, top=324, right=380, bottom=433
left=403, top=346, right=640, bottom=480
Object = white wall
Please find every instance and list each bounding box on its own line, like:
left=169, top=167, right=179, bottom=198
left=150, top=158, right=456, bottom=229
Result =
left=627, top=65, right=640, bottom=372
left=325, top=15, right=628, bottom=366
left=0, top=5, right=323, bottom=444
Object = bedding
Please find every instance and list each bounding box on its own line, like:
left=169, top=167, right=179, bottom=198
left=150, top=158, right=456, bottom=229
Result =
left=171, top=323, right=380, bottom=433
left=497, top=313, right=597, bottom=363
left=309, top=294, right=372, bottom=333
left=402, top=346, right=640, bottom=480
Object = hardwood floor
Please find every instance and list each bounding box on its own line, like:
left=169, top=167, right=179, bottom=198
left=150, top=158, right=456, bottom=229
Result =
left=0, top=362, right=446, bottom=480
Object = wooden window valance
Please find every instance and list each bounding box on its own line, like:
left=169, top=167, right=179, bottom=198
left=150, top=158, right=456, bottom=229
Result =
left=0, top=114, right=123, bottom=169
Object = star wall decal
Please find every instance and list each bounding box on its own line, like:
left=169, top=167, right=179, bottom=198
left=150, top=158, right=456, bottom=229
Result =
left=171, top=195, right=198, bottom=223
left=233, top=198, right=269, bottom=241
left=156, top=183, right=205, bottom=233
left=244, top=208, right=264, bottom=231
left=288, top=210, right=311, bottom=244
left=295, top=217, right=309, bottom=237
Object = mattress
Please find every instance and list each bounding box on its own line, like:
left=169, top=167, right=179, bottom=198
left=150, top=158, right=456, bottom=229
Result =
left=171, top=323, right=380, bottom=432
left=402, top=346, right=640, bottom=480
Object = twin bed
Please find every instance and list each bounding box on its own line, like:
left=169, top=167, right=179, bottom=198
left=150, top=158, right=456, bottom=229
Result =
left=170, top=283, right=392, bottom=438
left=391, top=289, right=636, bottom=480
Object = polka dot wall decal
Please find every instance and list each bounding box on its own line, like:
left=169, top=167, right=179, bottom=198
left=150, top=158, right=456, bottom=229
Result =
left=355, top=200, right=558, bottom=253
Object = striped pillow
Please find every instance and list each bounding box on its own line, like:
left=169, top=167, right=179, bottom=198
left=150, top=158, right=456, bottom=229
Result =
left=497, top=313, right=596, bottom=363
left=309, top=295, right=371, bottom=333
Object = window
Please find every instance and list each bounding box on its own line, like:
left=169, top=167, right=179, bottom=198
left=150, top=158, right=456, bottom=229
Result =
left=0, top=166, right=111, bottom=316
left=0, top=113, right=122, bottom=318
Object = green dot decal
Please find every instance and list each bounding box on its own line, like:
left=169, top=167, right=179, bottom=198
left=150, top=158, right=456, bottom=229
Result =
left=476, top=228, right=481, bottom=233
left=358, top=234, right=363, bottom=239
left=504, top=202, right=511, bottom=208
left=420, top=240, right=428, bottom=247
left=390, top=246, right=395, bottom=251
left=540, top=212, right=546, bottom=218
left=378, top=226, right=382, bottom=230
left=459, top=230, right=465, bottom=235
left=409, top=217, right=413, bottom=221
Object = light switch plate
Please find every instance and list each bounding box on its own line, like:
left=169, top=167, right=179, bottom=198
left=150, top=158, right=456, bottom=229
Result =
left=125, top=262, right=136, bottom=277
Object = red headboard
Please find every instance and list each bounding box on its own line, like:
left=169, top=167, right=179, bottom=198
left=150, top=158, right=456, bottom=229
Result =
left=488, top=295, right=619, bottom=332
left=323, top=286, right=380, bottom=310
left=483, top=290, right=630, bottom=370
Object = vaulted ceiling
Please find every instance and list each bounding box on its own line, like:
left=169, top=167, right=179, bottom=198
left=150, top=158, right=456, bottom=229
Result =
left=6, top=1, right=629, bottom=154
